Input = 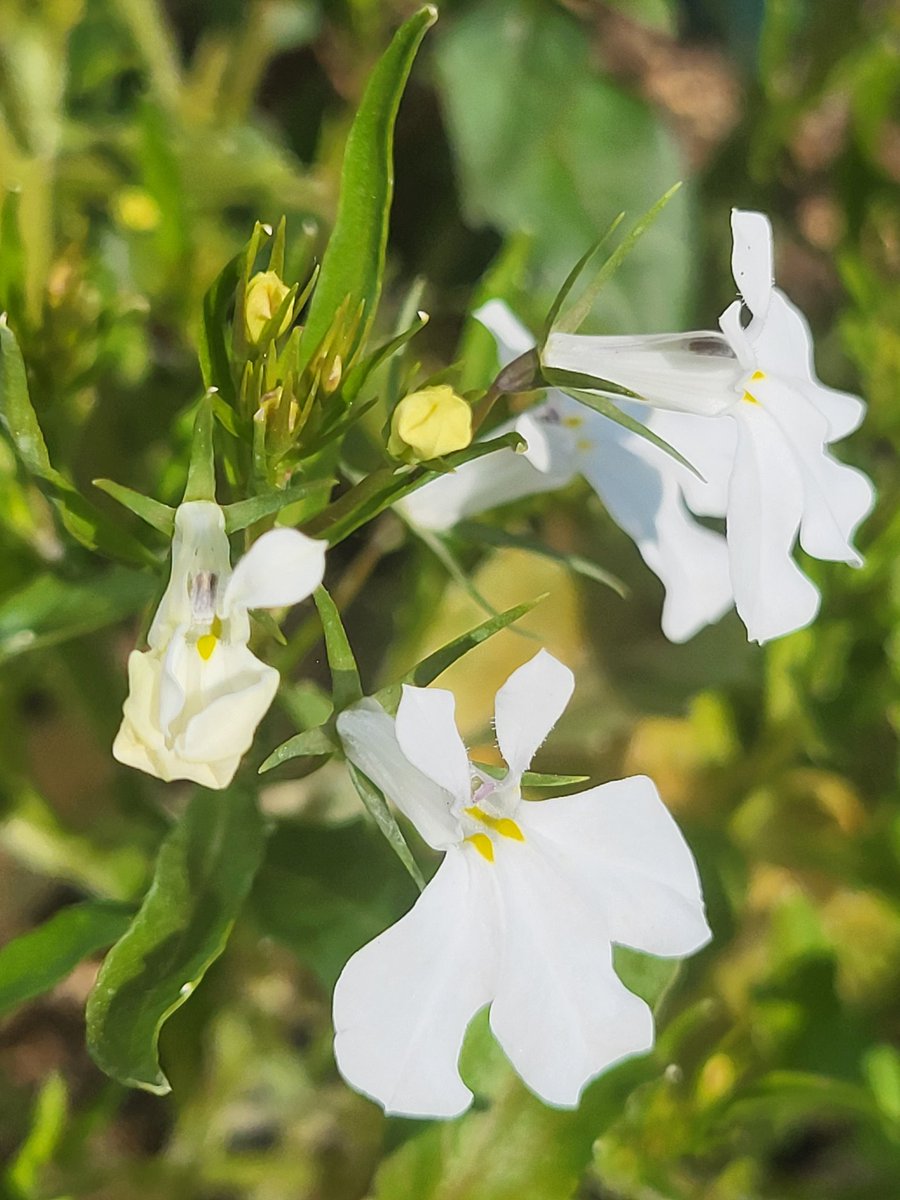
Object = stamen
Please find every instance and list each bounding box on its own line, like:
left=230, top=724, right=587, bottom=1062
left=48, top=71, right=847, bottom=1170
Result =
left=190, top=570, right=218, bottom=622
left=465, top=833, right=494, bottom=862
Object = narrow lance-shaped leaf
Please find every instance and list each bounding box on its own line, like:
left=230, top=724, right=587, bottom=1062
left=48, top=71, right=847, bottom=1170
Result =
left=313, top=585, right=363, bottom=711
left=373, top=595, right=545, bottom=714
left=454, top=522, right=628, bottom=596
left=182, top=393, right=217, bottom=502
left=259, top=726, right=338, bottom=773
left=549, top=181, right=681, bottom=338
left=561, top=386, right=704, bottom=480
left=296, top=7, right=437, bottom=374
left=93, top=479, right=176, bottom=536
left=222, top=477, right=334, bottom=533
left=0, top=901, right=134, bottom=1020
left=86, top=788, right=266, bottom=1094
left=347, top=762, right=425, bottom=892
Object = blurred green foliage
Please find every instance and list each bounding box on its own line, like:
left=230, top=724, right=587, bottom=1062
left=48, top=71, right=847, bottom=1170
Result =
left=0, top=1, right=898, bottom=1198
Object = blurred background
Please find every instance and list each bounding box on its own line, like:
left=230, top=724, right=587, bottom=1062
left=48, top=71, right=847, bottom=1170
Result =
left=1, top=0, right=899, bottom=1197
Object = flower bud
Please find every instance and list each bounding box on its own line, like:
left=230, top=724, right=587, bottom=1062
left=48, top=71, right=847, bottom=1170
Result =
left=245, top=271, right=292, bottom=345
left=388, top=385, right=472, bottom=462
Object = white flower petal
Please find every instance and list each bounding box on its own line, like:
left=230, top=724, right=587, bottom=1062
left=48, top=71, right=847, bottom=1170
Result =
left=396, top=685, right=473, bottom=806
left=399, top=437, right=571, bottom=532
left=644, top=408, right=737, bottom=518
left=730, top=209, right=774, bottom=320
left=474, top=299, right=535, bottom=365
left=333, top=849, right=497, bottom=1119
left=223, top=528, right=326, bottom=614
left=749, top=291, right=865, bottom=440
left=489, top=838, right=654, bottom=1107
left=493, top=650, right=574, bottom=777
left=337, top=700, right=460, bottom=850
left=757, top=377, right=874, bottom=563
left=728, top=402, right=820, bottom=642
left=515, top=406, right=581, bottom=476
left=577, top=425, right=733, bottom=643
left=175, top=648, right=279, bottom=773
left=543, top=330, right=742, bottom=418
left=520, top=776, right=711, bottom=957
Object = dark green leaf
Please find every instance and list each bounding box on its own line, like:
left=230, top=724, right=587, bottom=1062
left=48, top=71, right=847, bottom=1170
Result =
left=0, top=568, right=156, bottom=663
left=435, top=0, right=692, bottom=332
left=296, top=7, right=437, bottom=373
left=248, top=818, right=418, bottom=987
left=0, top=901, right=134, bottom=1019
left=93, top=479, right=175, bottom=536
left=347, top=762, right=425, bottom=891
left=86, top=788, right=267, bottom=1094
left=313, top=585, right=363, bottom=710
left=259, top=726, right=338, bottom=773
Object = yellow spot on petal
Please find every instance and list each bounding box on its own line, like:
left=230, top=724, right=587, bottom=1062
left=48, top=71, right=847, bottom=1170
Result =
left=196, top=634, right=217, bottom=660
left=750, top=370, right=766, bottom=381
left=466, top=833, right=495, bottom=862
left=742, top=390, right=759, bottom=405
left=465, top=806, right=525, bottom=841
left=562, top=415, right=584, bottom=429
left=196, top=615, right=222, bottom=661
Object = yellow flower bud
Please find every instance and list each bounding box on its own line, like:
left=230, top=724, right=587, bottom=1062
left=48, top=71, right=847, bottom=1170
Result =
left=388, top=386, right=473, bottom=462
left=245, top=271, right=292, bottom=345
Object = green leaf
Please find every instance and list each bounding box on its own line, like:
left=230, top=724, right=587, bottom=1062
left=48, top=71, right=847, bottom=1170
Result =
left=550, top=184, right=682, bottom=336
left=259, top=726, right=338, bottom=773
left=347, top=762, right=425, bottom=891
left=306, top=431, right=524, bottom=546
left=296, top=7, right=437, bottom=374
left=613, top=945, right=683, bottom=1012
left=93, top=479, right=175, bottom=536
left=373, top=1037, right=656, bottom=1200
left=6, top=1074, right=67, bottom=1197
left=373, top=595, right=545, bottom=714
left=0, top=568, right=157, bottom=663
left=313, top=585, right=363, bottom=710
left=182, top=393, right=217, bottom=503
left=472, top=762, right=590, bottom=789
left=341, top=308, right=430, bottom=404
left=86, top=788, right=267, bottom=1094
left=561, top=387, right=703, bottom=480
left=542, top=211, right=624, bottom=339
left=0, top=901, right=134, bottom=1019
left=221, top=478, right=332, bottom=533
left=454, top=522, right=628, bottom=596
left=0, top=318, right=155, bottom=565
left=199, top=246, right=247, bottom=404
left=435, top=0, right=692, bottom=332
left=248, top=818, right=418, bottom=987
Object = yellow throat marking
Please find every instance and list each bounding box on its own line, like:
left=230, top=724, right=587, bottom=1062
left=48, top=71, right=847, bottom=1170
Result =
left=463, top=805, right=525, bottom=862
left=742, top=369, right=766, bottom=405
left=196, top=616, right=222, bottom=661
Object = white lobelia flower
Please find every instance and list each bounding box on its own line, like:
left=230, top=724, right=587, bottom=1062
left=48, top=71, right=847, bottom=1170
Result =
left=400, top=300, right=733, bottom=643
left=333, top=651, right=711, bottom=1119
left=113, top=500, right=326, bottom=789
left=543, top=208, right=875, bottom=643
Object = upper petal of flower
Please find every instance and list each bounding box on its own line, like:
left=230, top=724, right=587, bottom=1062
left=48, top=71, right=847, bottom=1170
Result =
left=222, top=527, right=326, bottom=614
left=727, top=402, right=821, bottom=642
left=395, top=685, right=473, bottom=808
left=520, top=776, right=711, bottom=958
left=542, top=330, right=742, bottom=418
left=332, top=848, right=497, bottom=1119
left=493, top=650, right=574, bottom=779
left=643, top=408, right=737, bottom=518
left=337, top=699, right=461, bottom=850
left=489, top=836, right=654, bottom=1108
left=730, top=208, right=774, bottom=321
